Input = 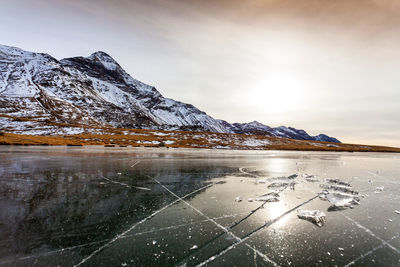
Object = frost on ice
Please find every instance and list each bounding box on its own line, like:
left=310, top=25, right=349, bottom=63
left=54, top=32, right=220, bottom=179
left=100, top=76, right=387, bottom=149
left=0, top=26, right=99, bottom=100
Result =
left=297, top=210, right=326, bottom=227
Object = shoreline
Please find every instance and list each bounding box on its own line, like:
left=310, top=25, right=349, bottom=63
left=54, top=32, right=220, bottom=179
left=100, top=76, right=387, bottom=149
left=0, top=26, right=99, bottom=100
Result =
left=1, top=132, right=399, bottom=153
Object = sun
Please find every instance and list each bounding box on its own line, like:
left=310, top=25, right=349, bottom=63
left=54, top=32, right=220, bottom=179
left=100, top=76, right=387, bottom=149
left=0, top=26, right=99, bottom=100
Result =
left=246, top=72, right=308, bottom=114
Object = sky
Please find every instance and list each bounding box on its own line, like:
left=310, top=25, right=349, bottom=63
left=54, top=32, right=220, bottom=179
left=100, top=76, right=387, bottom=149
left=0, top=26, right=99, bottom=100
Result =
left=1, top=0, right=400, bottom=146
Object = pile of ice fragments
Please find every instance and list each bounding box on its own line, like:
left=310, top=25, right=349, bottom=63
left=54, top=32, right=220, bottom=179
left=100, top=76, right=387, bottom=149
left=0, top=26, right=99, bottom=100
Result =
left=297, top=177, right=364, bottom=226
left=295, top=177, right=363, bottom=227
left=236, top=169, right=366, bottom=227
left=319, top=178, right=361, bottom=211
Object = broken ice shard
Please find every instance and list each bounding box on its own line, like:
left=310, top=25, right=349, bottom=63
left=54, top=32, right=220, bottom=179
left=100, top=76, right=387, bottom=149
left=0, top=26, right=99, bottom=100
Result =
left=256, top=191, right=280, bottom=202
left=374, top=186, right=384, bottom=193
left=297, top=210, right=326, bottom=227
left=235, top=196, right=242, bottom=202
left=320, top=184, right=358, bottom=196
left=326, top=193, right=359, bottom=211
left=268, top=180, right=297, bottom=189
left=255, top=195, right=279, bottom=202
left=303, top=174, right=319, bottom=182
left=326, top=178, right=351, bottom=187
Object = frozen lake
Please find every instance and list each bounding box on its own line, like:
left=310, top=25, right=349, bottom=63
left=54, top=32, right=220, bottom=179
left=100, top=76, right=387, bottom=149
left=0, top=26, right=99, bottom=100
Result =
left=0, top=146, right=399, bottom=266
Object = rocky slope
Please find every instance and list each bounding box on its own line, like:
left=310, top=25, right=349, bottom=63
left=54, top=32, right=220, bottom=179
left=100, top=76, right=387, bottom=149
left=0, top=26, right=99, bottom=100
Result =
left=0, top=44, right=340, bottom=143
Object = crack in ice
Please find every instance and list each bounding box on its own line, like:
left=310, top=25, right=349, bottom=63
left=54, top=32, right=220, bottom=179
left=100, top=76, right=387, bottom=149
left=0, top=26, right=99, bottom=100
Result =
left=343, top=214, right=400, bottom=255
left=149, top=176, right=278, bottom=267
left=343, top=235, right=399, bottom=266
left=101, top=175, right=151, bottom=191
left=195, top=195, right=319, bottom=267
left=0, top=213, right=250, bottom=265
left=73, top=181, right=215, bottom=266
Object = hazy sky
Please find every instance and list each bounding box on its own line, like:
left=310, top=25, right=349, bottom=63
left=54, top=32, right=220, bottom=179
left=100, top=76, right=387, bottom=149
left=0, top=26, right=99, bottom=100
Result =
left=1, top=0, right=400, bottom=146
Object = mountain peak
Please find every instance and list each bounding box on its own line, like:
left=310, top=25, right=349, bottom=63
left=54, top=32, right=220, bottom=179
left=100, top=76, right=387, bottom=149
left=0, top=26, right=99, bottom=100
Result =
left=0, top=44, right=36, bottom=58
left=89, top=51, right=113, bottom=59
left=87, top=51, right=119, bottom=71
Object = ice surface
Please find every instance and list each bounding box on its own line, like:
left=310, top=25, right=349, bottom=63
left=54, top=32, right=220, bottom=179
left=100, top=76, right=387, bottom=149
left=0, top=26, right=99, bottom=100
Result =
left=297, top=210, right=326, bottom=227
left=1, top=148, right=399, bottom=266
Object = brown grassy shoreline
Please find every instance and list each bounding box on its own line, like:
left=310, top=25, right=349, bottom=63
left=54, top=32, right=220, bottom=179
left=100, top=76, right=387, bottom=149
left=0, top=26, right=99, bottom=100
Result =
left=1, top=131, right=399, bottom=153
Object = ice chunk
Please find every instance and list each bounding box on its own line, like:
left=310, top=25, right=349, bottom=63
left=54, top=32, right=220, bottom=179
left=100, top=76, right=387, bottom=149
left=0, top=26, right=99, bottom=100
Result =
left=326, top=178, right=351, bottom=187
left=235, top=196, right=242, bottom=202
left=288, top=174, right=298, bottom=179
left=268, top=180, right=297, bottom=189
left=320, top=184, right=359, bottom=196
left=319, top=194, right=328, bottom=201
left=256, top=191, right=280, bottom=202
left=297, top=210, right=326, bottom=227
left=395, top=210, right=400, bottom=215
left=304, top=174, right=319, bottom=182
left=190, top=245, right=198, bottom=250
left=248, top=198, right=253, bottom=202
left=257, top=179, right=266, bottom=184
left=375, top=186, right=384, bottom=193
left=326, top=193, right=359, bottom=211
left=255, top=195, right=279, bottom=202
left=259, top=192, right=280, bottom=197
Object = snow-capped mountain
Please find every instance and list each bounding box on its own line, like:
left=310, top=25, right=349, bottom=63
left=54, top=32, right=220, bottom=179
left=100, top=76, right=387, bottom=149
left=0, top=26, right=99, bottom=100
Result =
left=226, top=121, right=340, bottom=143
left=0, top=44, right=340, bottom=143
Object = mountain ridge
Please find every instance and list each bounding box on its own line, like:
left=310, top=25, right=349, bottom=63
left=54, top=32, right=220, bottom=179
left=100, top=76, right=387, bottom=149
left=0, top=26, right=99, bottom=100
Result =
left=0, top=44, right=340, bottom=143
